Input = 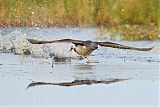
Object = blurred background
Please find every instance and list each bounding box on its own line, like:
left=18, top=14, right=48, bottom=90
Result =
left=0, top=0, right=160, bottom=40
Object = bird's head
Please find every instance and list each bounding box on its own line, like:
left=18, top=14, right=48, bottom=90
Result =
left=84, top=40, right=98, bottom=50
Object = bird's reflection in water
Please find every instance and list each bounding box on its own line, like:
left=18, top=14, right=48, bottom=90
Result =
left=52, top=56, right=83, bottom=64
left=27, top=57, right=128, bottom=88
left=73, top=64, right=97, bottom=80
left=54, top=57, right=71, bottom=63
left=27, top=62, right=127, bottom=88
left=27, top=79, right=127, bottom=88
left=74, top=64, right=95, bottom=71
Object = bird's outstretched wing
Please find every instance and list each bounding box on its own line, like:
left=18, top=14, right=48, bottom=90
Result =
left=27, top=38, right=154, bottom=51
left=27, top=38, right=84, bottom=45
left=96, top=41, right=154, bottom=51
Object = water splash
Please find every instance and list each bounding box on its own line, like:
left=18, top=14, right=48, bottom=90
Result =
left=0, top=29, right=81, bottom=59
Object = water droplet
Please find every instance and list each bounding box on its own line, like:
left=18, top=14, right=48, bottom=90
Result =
left=121, top=9, right=124, bottom=12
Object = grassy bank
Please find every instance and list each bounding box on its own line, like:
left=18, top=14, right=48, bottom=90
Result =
left=0, top=0, right=160, bottom=40
left=0, top=0, right=160, bottom=27
left=96, top=24, right=160, bottom=40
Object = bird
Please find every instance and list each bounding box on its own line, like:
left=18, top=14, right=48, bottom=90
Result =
left=27, top=38, right=154, bottom=63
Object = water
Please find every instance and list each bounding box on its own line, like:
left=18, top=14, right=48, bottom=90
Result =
left=0, top=28, right=159, bottom=106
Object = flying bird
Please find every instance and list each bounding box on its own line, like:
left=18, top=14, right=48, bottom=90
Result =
left=27, top=38, right=154, bottom=62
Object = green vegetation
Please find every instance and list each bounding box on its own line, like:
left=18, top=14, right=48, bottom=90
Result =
left=1, top=0, right=160, bottom=27
left=0, top=0, right=160, bottom=40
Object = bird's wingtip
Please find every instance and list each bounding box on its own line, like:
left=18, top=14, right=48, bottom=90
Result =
left=150, top=46, right=154, bottom=50
left=146, top=46, right=154, bottom=51
left=152, top=46, right=154, bottom=49
left=26, top=38, right=33, bottom=42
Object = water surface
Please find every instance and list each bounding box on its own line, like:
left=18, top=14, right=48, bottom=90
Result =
left=0, top=28, right=159, bottom=106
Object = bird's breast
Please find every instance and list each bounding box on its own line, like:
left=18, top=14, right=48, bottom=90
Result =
left=75, top=46, right=93, bottom=56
